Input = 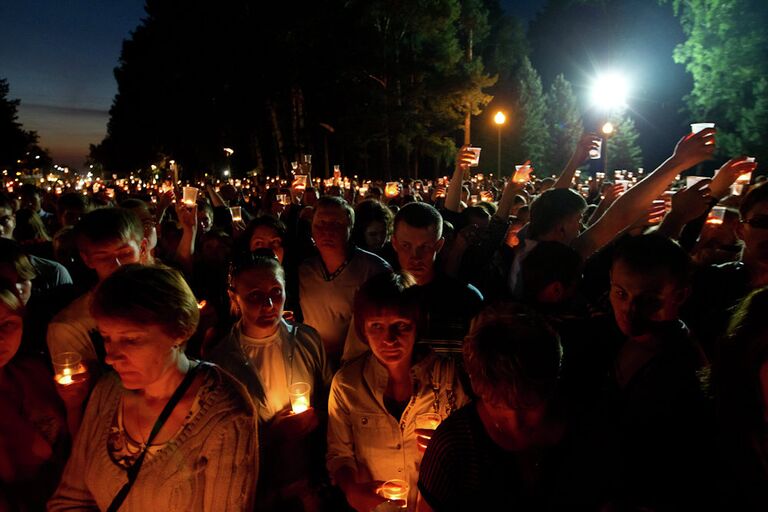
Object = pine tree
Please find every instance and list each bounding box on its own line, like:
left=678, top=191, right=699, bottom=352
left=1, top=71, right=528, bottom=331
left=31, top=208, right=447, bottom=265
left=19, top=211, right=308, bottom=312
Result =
left=667, top=0, right=768, bottom=163
left=0, top=78, right=45, bottom=170
left=517, top=57, right=548, bottom=168
left=544, top=74, right=583, bottom=175
left=606, top=115, right=643, bottom=171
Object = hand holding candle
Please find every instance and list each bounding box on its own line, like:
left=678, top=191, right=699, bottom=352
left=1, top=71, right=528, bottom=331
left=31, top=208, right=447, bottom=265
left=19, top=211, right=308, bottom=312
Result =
left=376, top=479, right=408, bottom=510
left=52, top=352, right=87, bottom=386
left=415, top=413, right=441, bottom=454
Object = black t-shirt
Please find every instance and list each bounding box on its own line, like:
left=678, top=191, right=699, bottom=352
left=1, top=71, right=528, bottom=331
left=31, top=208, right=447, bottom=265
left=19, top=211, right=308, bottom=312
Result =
left=416, top=273, right=483, bottom=354
left=418, top=403, right=596, bottom=511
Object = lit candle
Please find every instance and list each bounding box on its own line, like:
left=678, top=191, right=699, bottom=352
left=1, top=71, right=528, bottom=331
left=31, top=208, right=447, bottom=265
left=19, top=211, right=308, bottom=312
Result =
left=378, top=479, right=408, bottom=509
left=289, top=382, right=311, bottom=414
left=230, top=206, right=242, bottom=222
left=52, top=352, right=87, bottom=386
left=182, top=186, right=199, bottom=206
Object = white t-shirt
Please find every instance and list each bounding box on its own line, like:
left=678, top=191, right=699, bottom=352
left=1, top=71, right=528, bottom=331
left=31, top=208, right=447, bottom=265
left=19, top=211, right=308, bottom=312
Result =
left=240, top=329, right=289, bottom=423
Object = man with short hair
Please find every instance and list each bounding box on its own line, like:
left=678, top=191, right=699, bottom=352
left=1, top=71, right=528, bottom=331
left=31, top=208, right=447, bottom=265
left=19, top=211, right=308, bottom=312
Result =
left=299, top=196, right=390, bottom=366
left=47, top=208, right=148, bottom=366
left=392, top=202, right=483, bottom=353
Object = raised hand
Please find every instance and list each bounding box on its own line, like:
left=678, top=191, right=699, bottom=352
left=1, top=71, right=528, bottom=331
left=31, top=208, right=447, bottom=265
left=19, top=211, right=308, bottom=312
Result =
left=709, top=156, right=758, bottom=199
left=572, top=133, right=602, bottom=165
left=512, top=160, right=534, bottom=184
left=671, top=128, right=716, bottom=169
left=670, top=179, right=713, bottom=224
left=455, top=146, right=476, bottom=171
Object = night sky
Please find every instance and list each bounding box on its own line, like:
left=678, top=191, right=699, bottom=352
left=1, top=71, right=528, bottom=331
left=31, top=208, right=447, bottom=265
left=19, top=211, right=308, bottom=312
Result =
left=2, top=0, right=689, bottom=169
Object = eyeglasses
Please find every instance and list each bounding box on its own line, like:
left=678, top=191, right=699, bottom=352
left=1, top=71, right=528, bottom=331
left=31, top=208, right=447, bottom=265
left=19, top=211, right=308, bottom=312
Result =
left=742, top=216, right=768, bottom=230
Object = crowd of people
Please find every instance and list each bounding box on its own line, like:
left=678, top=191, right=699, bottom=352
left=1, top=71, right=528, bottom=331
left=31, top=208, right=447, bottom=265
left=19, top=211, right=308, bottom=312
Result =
left=0, top=127, right=767, bottom=511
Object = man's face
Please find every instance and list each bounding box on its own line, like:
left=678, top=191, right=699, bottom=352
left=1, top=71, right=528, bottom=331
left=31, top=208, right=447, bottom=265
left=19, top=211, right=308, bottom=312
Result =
left=0, top=207, right=15, bottom=239
left=197, top=209, right=213, bottom=233
left=80, top=236, right=147, bottom=281
left=609, top=260, right=686, bottom=338
left=20, top=193, right=41, bottom=213
left=392, top=222, right=444, bottom=284
left=738, top=201, right=768, bottom=264
left=561, top=211, right=583, bottom=245
left=312, top=205, right=351, bottom=251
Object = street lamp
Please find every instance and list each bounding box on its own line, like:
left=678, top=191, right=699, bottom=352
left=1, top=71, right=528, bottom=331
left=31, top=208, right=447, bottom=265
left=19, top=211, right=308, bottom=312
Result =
left=494, top=111, right=506, bottom=175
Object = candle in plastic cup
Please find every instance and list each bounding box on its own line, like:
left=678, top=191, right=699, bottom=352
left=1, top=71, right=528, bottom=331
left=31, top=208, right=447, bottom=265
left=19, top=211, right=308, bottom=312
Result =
left=277, top=194, right=290, bottom=206
left=707, top=205, right=726, bottom=225
left=53, top=352, right=87, bottom=386
left=686, top=176, right=707, bottom=188
left=470, top=194, right=478, bottom=205
left=736, top=171, right=753, bottom=184
left=690, top=122, right=715, bottom=134
left=182, top=186, right=198, bottom=206
left=731, top=183, right=744, bottom=196
left=416, top=413, right=441, bottom=431
left=589, top=139, right=602, bottom=159
left=466, top=147, right=481, bottom=167
left=333, top=165, right=341, bottom=179
left=378, top=479, right=408, bottom=509
left=293, top=175, right=308, bottom=190
left=229, top=206, right=242, bottom=222
left=289, top=382, right=311, bottom=414
left=385, top=182, right=399, bottom=198
left=291, top=161, right=299, bottom=171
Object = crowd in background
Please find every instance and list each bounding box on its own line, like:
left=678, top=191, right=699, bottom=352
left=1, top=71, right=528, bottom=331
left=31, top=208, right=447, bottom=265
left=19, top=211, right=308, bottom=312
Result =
left=1, top=127, right=767, bottom=511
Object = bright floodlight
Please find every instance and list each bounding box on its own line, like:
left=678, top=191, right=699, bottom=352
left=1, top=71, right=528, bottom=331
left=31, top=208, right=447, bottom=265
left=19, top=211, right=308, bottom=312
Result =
left=494, top=111, right=506, bottom=125
left=591, top=72, right=629, bottom=110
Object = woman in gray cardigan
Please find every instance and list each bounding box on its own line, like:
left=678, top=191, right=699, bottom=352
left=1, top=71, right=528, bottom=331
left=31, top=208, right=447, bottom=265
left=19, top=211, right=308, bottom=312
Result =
left=48, top=265, right=258, bottom=512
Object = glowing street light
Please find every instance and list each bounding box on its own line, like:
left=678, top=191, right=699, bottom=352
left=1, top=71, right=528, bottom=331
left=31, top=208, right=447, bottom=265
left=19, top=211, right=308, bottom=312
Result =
left=601, top=122, right=615, bottom=136
left=494, top=111, right=506, bottom=175
left=590, top=72, right=629, bottom=111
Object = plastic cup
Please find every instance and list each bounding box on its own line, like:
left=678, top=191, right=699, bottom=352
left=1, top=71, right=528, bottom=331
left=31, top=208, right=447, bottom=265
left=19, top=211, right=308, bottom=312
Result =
left=686, top=176, right=707, bottom=188
left=277, top=194, right=290, bottom=206
left=377, top=479, right=408, bottom=510
left=289, top=382, right=311, bottom=414
left=182, top=186, right=198, bottom=206
left=229, top=206, right=242, bottom=222
left=293, top=174, right=307, bottom=190
left=385, top=182, right=399, bottom=198
left=470, top=194, right=478, bottom=204
left=736, top=171, right=753, bottom=184
left=52, top=352, right=87, bottom=386
left=691, top=122, right=715, bottom=134
left=589, top=139, right=602, bottom=159
left=466, top=147, right=482, bottom=167
left=707, top=205, right=726, bottom=225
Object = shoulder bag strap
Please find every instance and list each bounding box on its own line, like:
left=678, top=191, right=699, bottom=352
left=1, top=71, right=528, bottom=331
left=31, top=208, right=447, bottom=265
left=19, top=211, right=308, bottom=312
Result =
left=106, top=361, right=204, bottom=512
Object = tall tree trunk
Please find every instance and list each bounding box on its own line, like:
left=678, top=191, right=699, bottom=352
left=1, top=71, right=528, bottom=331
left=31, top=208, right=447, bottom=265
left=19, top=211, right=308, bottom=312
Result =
left=268, top=100, right=287, bottom=178
left=291, top=86, right=300, bottom=161
left=464, top=28, right=473, bottom=145
left=250, top=130, right=264, bottom=175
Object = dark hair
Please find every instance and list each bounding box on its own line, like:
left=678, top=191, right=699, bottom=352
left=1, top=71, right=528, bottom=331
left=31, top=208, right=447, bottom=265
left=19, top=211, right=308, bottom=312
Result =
left=13, top=208, right=50, bottom=242
left=0, top=192, right=13, bottom=211
left=521, top=241, right=582, bottom=302
left=315, top=196, right=354, bottom=226
left=740, top=181, right=768, bottom=219
left=528, top=188, right=587, bottom=239
left=0, top=238, right=37, bottom=282
left=229, top=249, right=285, bottom=287
left=611, top=234, right=691, bottom=287
left=394, top=202, right=443, bottom=238
left=464, top=303, right=562, bottom=409
left=92, top=264, right=200, bottom=340
left=74, top=207, right=144, bottom=249
left=242, top=215, right=287, bottom=247
left=19, top=183, right=41, bottom=197
left=352, top=199, right=394, bottom=246
left=353, top=272, right=420, bottom=344
left=717, top=287, right=768, bottom=456
left=58, top=192, right=89, bottom=212
left=463, top=206, right=491, bottom=225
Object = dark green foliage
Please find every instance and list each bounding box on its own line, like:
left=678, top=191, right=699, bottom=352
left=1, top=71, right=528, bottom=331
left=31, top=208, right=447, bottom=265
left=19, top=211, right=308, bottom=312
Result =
left=666, top=0, right=768, bottom=163
left=0, top=78, right=49, bottom=171
left=607, top=114, right=643, bottom=171
left=544, top=74, right=583, bottom=175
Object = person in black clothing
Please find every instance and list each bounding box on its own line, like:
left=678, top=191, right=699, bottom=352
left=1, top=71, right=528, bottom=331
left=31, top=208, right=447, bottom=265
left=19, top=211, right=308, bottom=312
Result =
left=713, top=286, right=768, bottom=510
left=685, top=181, right=768, bottom=357
left=418, top=304, right=597, bottom=511
left=584, top=234, right=714, bottom=510
left=391, top=203, right=483, bottom=354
